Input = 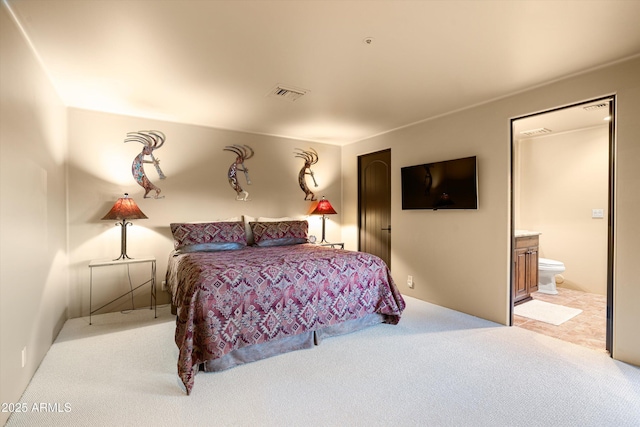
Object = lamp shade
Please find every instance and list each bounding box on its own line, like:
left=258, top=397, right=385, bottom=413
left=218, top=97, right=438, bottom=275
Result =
left=101, top=193, right=148, bottom=221
left=311, top=197, right=337, bottom=215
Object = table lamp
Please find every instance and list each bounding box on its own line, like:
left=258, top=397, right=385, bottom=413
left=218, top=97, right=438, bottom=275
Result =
left=310, top=196, right=337, bottom=244
left=101, top=193, right=148, bottom=260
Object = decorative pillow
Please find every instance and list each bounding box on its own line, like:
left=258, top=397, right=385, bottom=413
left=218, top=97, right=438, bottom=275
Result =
left=170, top=221, right=246, bottom=253
left=250, top=220, right=309, bottom=247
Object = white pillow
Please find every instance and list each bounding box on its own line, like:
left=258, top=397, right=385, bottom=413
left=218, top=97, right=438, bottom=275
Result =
left=257, top=216, right=294, bottom=222
left=243, top=215, right=256, bottom=245
left=188, top=216, right=240, bottom=223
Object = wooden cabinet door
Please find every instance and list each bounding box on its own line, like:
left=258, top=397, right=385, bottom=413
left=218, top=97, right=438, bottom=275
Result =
left=514, top=235, right=539, bottom=305
left=526, top=247, right=539, bottom=294
left=514, top=247, right=529, bottom=303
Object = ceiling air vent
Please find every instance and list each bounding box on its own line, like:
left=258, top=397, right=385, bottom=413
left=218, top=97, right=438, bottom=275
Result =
left=520, top=127, right=552, bottom=137
left=267, top=84, right=309, bottom=102
left=583, top=102, right=609, bottom=111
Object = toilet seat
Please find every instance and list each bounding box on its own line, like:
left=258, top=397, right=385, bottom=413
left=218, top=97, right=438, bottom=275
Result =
left=539, top=257, right=564, bottom=269
left=538, top=258, right=565, bottom=273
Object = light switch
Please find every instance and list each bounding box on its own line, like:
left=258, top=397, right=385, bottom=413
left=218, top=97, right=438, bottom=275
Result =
left=592, top=209, right=604, bottom=219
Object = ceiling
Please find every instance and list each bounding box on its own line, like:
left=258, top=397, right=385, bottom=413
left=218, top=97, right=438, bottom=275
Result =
left=6, top=0, right=640, bottom=145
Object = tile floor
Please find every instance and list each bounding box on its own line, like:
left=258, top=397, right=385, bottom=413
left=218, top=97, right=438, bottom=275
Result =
left=514, top=287, right=608, bottom=354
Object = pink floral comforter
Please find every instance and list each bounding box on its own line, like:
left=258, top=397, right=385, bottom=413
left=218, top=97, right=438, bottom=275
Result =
left=167, top=244, right=405, bottom=394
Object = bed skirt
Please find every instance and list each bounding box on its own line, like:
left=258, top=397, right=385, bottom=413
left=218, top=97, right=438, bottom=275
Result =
left=200, top=313, right=385, bottom=373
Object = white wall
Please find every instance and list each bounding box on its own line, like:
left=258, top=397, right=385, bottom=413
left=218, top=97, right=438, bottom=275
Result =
left=343, top=107, right=510, bottom=324
left=0, top=6, right=69, bottom=425
left=342, top=57, right=640, bottom=366
left=516, top=126, right=609, bottom=295
left=66, top=109, right=342, bottom=318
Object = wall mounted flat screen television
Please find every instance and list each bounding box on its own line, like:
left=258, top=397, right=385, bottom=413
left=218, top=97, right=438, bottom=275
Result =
left=401, top=156, right=478, bottom=210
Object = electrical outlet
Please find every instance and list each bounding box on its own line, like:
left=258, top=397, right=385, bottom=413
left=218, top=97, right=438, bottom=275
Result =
left=407, top=275, right=414, bottom=289
left=21, top=347, right=26, bottom=368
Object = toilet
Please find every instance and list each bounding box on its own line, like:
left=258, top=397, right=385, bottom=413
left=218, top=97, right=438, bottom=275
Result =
left=537, top=258, right=565, bottom=295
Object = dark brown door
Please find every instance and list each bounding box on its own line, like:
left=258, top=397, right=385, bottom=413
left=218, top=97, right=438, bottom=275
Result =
left=358, top=149, right=391, bottom=268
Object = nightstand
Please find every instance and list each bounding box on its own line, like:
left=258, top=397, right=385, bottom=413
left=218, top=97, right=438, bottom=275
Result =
left=88, top=256, right=157, bottom=325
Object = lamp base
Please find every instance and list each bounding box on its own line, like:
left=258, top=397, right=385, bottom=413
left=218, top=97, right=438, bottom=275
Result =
left=113, top=220, right=134, bottom=261
left=319, top=215, right=329, bottom=244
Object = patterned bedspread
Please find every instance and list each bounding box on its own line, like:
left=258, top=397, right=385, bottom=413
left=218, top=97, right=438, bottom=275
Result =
left=166, top=244, right=405, bottom=394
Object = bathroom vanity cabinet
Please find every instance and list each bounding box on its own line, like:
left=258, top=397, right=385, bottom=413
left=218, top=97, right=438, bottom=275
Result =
left=514, top=235, right=539, bottom=305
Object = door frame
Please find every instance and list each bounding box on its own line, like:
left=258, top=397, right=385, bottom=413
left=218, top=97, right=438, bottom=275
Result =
left=509, top=95, right=616, bottom=354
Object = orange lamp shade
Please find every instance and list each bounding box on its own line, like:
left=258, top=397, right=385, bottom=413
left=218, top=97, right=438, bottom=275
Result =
left=102, top=194, right=148, bottom=221
left=311, top=197, right=337, bottom=216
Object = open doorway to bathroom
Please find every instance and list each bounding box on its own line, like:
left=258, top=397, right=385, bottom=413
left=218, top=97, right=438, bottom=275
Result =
left=510, top=96, right=615, bottom=355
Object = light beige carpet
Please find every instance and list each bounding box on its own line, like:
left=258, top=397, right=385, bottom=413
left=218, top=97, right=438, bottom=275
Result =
left=514, top=299, right=582, bottom=325
left=7, top=297, right=640, bottom=426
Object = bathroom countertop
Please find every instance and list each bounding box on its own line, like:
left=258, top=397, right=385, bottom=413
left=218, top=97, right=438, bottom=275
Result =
left=515, top=230, right=542, bottom=237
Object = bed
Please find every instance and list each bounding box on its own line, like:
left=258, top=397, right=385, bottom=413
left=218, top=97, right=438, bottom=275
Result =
left=166, top=219, right=405, bottom=394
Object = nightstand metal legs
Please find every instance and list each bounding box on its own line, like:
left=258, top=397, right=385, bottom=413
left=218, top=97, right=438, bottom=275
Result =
left=88, top=256, right=157, bottom=325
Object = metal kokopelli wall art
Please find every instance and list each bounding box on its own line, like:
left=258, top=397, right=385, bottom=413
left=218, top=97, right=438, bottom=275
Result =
left=125, top=130, right=166, bottom=199
left=224, top=145, right=254, bottom=201
left=294, top=148, right=319, bottom=200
